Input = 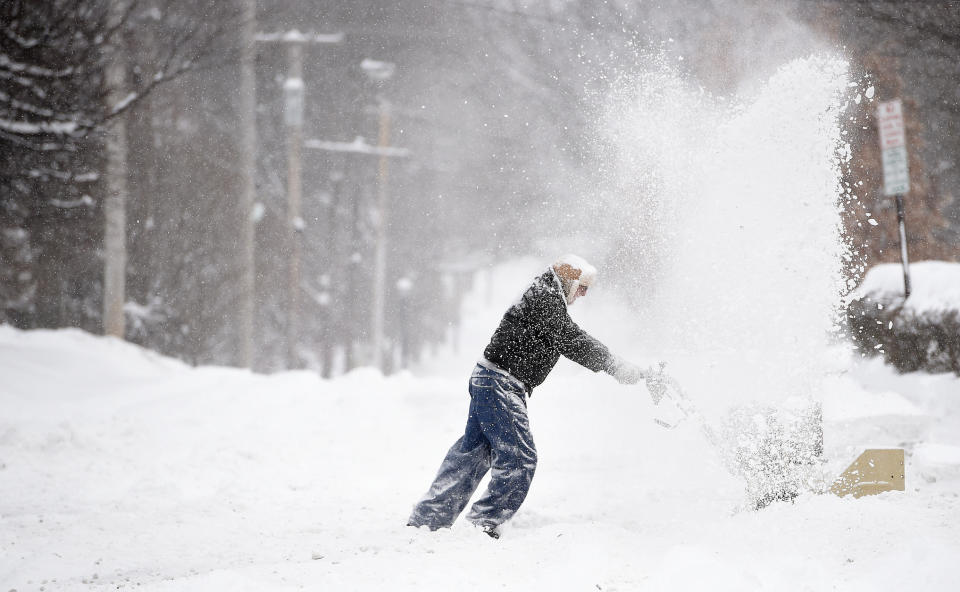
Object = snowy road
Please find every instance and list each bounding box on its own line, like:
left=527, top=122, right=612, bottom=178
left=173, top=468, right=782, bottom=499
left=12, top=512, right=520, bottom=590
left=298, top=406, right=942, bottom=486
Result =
left=2, top=323, right=959, bottom=591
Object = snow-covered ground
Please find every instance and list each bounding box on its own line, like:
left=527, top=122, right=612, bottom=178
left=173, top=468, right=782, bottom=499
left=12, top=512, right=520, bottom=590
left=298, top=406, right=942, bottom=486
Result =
left=2, top=260, right=959, bottom=591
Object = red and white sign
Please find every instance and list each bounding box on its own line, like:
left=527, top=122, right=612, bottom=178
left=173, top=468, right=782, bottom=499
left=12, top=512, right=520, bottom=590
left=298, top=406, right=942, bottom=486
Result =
left=878, top=100, right=905, bottom=149
left=878, top=99, right=909, bottom=196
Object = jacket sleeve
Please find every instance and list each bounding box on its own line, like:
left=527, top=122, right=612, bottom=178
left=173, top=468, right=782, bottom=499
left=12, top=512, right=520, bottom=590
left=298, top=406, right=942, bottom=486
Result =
left=557, top=314, right=614, bottom=373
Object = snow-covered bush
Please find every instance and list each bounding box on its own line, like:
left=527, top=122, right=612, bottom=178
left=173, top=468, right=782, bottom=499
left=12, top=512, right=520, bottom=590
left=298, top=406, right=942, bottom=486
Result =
left=847, top=262, right=960, bottom=375
left=717, top=402, right=825, bottom=510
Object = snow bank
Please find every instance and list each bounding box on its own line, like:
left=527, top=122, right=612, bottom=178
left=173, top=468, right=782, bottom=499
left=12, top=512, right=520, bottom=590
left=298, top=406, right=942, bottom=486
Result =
left=847, top=261, right=960, bottom=375
left=821, top=373, right=923, bottom=420
left=856, top=261, right=960, bottom=312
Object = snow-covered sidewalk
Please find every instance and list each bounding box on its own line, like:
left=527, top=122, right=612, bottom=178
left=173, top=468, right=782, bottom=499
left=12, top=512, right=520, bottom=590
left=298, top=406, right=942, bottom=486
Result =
left=2, top=324, right=959, bottom=591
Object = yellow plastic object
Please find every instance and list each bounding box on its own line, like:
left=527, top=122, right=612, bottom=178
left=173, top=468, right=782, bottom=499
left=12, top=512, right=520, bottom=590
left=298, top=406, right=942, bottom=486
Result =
left=830, top=449, right=905, bottom=498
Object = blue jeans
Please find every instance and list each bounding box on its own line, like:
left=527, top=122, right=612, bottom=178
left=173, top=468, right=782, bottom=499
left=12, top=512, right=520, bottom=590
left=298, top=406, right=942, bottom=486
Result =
left=408, top=364, right=537, bottom=530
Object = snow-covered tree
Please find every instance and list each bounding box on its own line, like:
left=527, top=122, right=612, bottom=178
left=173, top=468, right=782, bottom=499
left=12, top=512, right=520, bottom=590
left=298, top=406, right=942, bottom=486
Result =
left=1, top=0, right=239, bottom=332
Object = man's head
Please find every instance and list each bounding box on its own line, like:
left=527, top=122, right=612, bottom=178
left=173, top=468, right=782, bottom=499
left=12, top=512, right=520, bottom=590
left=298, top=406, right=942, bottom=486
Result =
left=552, top=254, right=597, bottom=305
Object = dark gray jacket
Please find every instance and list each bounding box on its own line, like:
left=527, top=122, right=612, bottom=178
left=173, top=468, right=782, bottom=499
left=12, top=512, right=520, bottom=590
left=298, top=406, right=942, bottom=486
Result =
left=482, top=269, right=614, bottom=393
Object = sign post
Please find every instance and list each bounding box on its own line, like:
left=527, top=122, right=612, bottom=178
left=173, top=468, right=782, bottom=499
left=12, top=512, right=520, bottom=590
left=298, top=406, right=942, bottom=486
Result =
left=877, top=99, right=911, bottom=298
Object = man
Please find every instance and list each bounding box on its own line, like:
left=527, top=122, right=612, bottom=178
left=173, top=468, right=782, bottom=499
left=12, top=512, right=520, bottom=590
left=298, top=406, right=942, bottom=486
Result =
left=407, top=254, right=651, bottom=539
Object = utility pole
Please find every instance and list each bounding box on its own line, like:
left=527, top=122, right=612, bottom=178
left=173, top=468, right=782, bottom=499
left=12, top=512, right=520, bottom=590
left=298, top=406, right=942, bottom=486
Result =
left=103, top=0, right=129, bottom=338
left=303, top=137, right=410, bottom=373
left=237, top=0, right=257, bottom=368
left=284, top=38, right=305, bottom=369
left=372, top=98, right=391, bottom=371
left=321, top=166, right=345, bottom=378
left=255, top=30, right=343, bottom=369
left=361, top=59, right=396, bottom=372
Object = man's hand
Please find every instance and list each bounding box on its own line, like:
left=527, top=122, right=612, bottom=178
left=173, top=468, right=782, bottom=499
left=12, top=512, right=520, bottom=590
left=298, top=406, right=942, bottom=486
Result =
left=608, top=357, right=643, bottom=385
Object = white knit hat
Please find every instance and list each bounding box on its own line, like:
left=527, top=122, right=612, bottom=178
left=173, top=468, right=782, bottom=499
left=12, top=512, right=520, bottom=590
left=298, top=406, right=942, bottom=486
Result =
left=552, top=254, right=597, bottom=303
